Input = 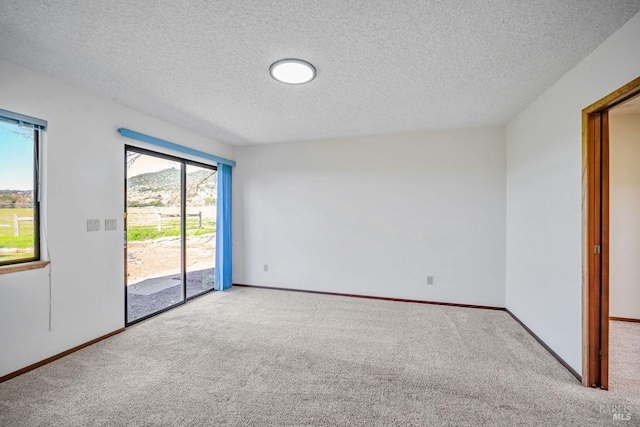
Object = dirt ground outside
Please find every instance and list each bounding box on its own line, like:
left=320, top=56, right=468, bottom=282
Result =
left=126, top=233, right=216, bottom=284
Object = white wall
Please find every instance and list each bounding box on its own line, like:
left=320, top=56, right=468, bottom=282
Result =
left=610, top=112, right=640, bottom=320
left=506, top=12, right=640, bottom=372
left=233, top=128, right=506, bottom=307
left=0, top=59, right=233, bottom=377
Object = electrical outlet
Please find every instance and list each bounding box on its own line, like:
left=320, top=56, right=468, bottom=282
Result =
left=87, top=219, right=100, bottom=232
left=105, top=219, right=117, bottom=231
left=264, top=264, right=269, bottom=272
left=427, top=276, right=434, bottom=285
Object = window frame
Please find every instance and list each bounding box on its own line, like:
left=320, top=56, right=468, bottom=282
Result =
left=0, top=125, right=41, bottom=267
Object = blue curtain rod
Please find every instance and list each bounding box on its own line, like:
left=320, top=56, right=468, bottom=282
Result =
left=117, top=128, right=236, bottom=167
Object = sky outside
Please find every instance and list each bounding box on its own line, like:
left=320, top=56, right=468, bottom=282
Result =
left=0, top=121, right=34, bottom=191
left=127, top=154, right=217, bottom=181
left=128, top=152, right=180, bottom=177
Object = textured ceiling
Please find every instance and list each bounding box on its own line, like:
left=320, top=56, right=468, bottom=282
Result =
left=0, top=1, right=639, bottom=146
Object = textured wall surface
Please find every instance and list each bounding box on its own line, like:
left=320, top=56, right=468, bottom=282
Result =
left=506, top=12, right=640, bottom=372
left=609, top=112, right=640, bottom=320
left=0, top=59, right=232, bottom=378
left=233, top=128, right=506, bottom=307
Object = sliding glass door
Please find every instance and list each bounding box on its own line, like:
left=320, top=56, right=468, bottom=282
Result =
left=185, top=164, right=217, bottom=298
left=125, top=147, right=217, bottom=324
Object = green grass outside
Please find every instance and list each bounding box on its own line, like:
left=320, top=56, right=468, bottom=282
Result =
left=127, top=217, right=216, bottom=242
left=0, top=208, right=35, bottom=249
left=0, top=252, right=32, bottom=262
left=0, top=208, right=36, bottom=263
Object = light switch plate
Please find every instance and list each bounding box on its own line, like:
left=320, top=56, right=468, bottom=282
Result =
left=105, top=219, right=117, bottom=231
left=87, top=219, right=100, bottom=232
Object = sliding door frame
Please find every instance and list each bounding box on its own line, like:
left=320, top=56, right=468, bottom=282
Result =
left=124, top=145, right=217, bottom=326
left=184, top=160, right=219, bottom=301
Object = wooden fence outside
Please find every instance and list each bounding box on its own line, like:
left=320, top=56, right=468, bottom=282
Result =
left=13, top=214, right=33, bottom=237
left=126, top=206, right=216, bottom=231
left=156, top=212, right=202, bottom=230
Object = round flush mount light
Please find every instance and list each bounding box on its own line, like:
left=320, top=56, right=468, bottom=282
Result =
left=269, top=59, right=316, bottom=85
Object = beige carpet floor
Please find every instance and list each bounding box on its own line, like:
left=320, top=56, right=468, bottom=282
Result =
left=0, top=287, right=638, bottom=426
left=610, top=320, right=640, bottom=396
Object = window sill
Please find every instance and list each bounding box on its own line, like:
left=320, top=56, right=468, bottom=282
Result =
left=0, top=260, right=50, bottom=275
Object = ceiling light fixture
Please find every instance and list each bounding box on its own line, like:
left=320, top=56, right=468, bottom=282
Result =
left=269, top=59, right=316, bottom=85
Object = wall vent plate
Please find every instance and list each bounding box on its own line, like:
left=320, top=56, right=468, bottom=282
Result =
left=87, top=219, right=100, bottom=232
left=105, top=219, right=117, bottom=231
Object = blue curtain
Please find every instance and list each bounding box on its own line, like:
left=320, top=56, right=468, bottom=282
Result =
left=215, top=163, right=232, bottom=290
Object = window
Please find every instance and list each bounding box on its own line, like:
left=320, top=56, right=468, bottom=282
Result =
left=0, top=110, right=44, bottom=266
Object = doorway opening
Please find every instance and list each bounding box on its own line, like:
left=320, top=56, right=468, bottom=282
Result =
left=582, top=77, right=640, bottom=390
left=125, top=146, right=218, bottom=325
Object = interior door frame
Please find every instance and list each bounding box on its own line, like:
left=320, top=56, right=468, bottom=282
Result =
left=582, top=76, right=640, bottom=389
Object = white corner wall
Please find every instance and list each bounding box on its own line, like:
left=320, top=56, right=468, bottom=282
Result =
left=610, top=112, right=640, bottom=320
left=506, top=12, right=640, bottom=372
left=0, top=59, right=233, bottom=378
left=233, top=128, right=506, bottom=307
